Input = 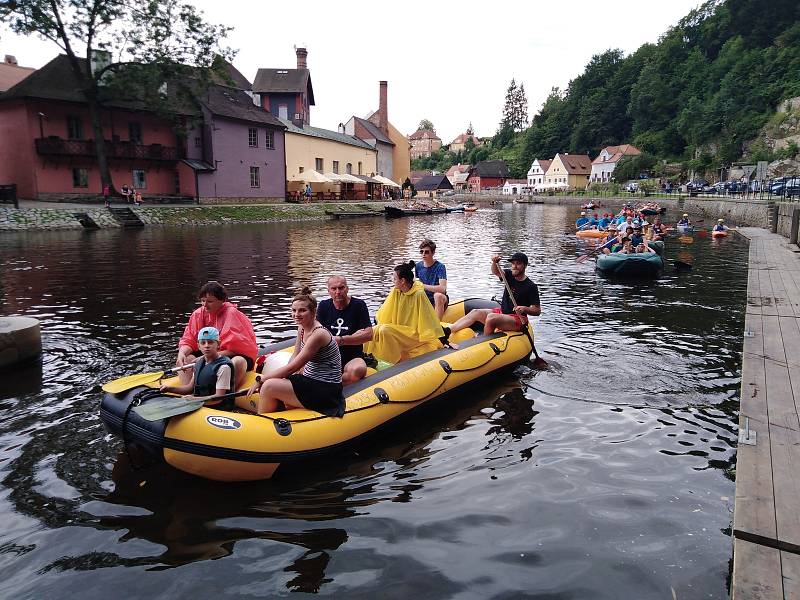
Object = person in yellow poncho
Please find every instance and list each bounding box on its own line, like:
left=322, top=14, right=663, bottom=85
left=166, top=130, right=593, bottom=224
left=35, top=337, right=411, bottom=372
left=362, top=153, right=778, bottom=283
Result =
left=363, top=260, right=445, bottom=364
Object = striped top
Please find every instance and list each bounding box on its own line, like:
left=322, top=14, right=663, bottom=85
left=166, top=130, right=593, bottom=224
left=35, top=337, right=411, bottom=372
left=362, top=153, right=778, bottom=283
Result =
left=300, top=326, right=342, bottom=384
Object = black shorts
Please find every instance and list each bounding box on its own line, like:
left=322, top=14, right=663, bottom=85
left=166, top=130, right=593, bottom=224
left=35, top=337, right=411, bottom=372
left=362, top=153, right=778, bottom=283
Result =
left=287, top=374, right=345, bottom=417
left=191, top=351, right=254, bottom=371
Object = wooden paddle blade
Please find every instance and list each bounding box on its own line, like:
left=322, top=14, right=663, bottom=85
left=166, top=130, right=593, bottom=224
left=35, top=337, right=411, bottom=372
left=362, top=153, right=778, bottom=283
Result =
left=678, top=236, right=694, bottom=244
left=133, top=397, right=205, bottom=421
left=102, top=371, right=165, bottom=394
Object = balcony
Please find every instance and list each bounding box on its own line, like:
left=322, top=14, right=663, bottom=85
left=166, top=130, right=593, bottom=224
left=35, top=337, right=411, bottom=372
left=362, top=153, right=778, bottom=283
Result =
left=35, top=137, right=181, bottom=161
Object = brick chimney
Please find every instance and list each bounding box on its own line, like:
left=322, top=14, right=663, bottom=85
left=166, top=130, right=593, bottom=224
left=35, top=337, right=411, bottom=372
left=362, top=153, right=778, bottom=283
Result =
left=4, top=55, right=18, bottom=66
left=377, top=81, right=388, bottom=135
left=296, top=47, right=307, bottom=70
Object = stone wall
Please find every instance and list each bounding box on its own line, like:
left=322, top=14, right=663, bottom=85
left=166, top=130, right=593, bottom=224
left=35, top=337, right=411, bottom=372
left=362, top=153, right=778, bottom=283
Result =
left=776, top=201, right=800, bottom=240
left=198, top=196, right=285, bottom=205
left=0, top=206, right=120, bottom=230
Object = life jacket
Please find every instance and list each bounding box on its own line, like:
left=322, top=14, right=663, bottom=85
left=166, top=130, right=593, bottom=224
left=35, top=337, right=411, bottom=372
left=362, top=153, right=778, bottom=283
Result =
left=192, top=356, right=234, bottom=397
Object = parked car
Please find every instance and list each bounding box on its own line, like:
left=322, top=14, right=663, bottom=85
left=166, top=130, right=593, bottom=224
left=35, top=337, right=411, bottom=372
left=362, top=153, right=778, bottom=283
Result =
left=771, top=177, right=799, bottom=195
left=625, top=182, right=639, bottom=193
left=687, top=179, right=709, bottom=191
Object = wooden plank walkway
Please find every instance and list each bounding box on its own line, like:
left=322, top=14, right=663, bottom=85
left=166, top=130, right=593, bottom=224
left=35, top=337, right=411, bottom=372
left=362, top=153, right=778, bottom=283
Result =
left=733, top=228, right=800, bottom=600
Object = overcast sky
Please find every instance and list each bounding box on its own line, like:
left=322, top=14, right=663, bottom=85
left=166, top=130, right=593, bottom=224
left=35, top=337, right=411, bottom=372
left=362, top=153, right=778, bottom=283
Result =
left=2, top=0, right=701, bottom=143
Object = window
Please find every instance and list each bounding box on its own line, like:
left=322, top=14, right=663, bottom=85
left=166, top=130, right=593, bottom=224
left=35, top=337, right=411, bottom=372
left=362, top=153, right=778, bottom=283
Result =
left=194, top=137, right=201, bottom=148
left=265, top=129, right=274, bottom=149
left=132, top=169, right=146, bottom=189
left=67, top=116, right=83, bottom=140
left=278, top=104, right=288, bottom=120
left=72, top=168, right=88, bottom=188
left=346, top=163, right=352, bottom=175
left=129, top=122, right=142, bottom=144
left=315, top=158, right=323, bottom=172
left=250, top=166, right=260, bottom=188
left=299, top=166, right=304, bottom=173
left=358, top=162, right=362, bottom=175
left=248, top=128, right=258, bottom=147
left=332, top=161, right=339, bottom=174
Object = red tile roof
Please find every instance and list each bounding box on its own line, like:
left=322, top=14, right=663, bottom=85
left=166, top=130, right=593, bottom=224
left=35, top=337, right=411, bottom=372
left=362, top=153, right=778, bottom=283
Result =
left=534, top=159, right=552, bottom=172
left=0, top=62, right=35, bottom=92
left=445, top=164, right=471, bottom=177
left=408, top=128, right=440, bottom=141
left=591, top=144, right=641, bottom=164
left=555, top=153, right=592, bottom=174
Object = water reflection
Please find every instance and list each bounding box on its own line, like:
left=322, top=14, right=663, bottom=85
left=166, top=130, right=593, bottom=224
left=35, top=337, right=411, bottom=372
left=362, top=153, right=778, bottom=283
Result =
left=0, top=206, right=745, bottom=598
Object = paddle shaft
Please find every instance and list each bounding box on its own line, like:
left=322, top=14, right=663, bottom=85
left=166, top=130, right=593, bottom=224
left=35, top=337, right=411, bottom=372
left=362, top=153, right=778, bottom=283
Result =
left=497, top=266, right=547, bottom=366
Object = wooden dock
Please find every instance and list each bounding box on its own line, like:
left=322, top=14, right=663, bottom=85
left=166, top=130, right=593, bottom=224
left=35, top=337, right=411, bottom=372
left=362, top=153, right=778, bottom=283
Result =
left=732, top=228, right=800, bottom=600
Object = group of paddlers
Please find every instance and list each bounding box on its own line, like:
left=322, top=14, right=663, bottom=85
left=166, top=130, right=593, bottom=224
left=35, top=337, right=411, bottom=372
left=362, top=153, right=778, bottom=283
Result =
left=163, top=239, right=541, bottom=417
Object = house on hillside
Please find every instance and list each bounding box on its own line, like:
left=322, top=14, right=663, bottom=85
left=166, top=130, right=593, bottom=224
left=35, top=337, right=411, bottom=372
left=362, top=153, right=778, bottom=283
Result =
left=468, top=160, right=509, bottom=192
left=544, top=153, right=591, bottom=190
left=590, top=144, right=641, bottom=183
left=502, top=179, right=528, bottom=195
left=253, top=47, right=314, bottom=125
left=408, top=128, right=442, bottom=159
left=344, top=81, right=410, bottom=184
left=527, top=159, right=551, bottom=189
left=449, top=132, right=481, bottom=154
left=410, top=170, right=433, bottom=185
left=0, top=55, right=35, bottom=93
left=446, top=163, right=471, bottom=191
left=415, top=174, right=453, bottom=198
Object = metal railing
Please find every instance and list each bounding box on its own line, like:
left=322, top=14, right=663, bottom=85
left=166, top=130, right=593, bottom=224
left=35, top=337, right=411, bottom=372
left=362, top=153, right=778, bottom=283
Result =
left=35, top=137, right=181, bottom=161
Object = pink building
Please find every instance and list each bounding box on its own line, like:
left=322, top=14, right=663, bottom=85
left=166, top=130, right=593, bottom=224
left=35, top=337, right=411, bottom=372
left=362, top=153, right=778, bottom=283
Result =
left=0, top=55, right=194, bottom=201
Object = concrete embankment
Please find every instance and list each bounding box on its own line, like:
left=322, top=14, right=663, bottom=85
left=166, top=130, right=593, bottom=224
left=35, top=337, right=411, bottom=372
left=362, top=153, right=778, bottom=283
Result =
left=0, top=202, right=390, bottom=231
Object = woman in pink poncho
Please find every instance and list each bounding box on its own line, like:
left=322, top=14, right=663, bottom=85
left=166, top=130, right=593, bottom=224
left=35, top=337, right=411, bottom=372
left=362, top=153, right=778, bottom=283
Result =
left=176, top=281, right=257, bottom=389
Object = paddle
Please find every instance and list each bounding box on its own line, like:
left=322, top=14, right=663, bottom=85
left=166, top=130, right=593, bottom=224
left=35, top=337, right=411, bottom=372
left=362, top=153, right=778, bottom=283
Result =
left=497, top=267, right=548, bottom=369
left=102, top=363, right=195, bottom=394
left=133, top=389, right=249, bottom=421
left=576, top=235, right=618, bottom=263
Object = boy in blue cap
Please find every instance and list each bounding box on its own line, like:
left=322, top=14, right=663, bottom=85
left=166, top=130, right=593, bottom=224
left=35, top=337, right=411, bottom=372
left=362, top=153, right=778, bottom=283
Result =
left=161, top=326, right=234, bottom=403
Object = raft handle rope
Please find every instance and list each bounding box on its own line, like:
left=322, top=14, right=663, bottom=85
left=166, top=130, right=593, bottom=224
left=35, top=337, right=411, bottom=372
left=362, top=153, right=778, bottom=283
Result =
left=121, top=388, right=163, bottom=471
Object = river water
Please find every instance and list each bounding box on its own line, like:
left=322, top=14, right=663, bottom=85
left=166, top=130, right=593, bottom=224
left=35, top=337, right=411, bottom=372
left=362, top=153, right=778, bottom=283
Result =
left=0, top=204, right=746, bottom=599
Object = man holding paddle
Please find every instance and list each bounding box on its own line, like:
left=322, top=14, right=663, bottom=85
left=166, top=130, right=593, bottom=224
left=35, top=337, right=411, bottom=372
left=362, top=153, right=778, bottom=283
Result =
left=446, top=252, right=540, bottom=337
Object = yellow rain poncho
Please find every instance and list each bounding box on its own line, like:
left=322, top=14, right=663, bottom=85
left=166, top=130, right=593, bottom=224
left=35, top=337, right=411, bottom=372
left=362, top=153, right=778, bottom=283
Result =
left=365, top=280, right=444, bottom=363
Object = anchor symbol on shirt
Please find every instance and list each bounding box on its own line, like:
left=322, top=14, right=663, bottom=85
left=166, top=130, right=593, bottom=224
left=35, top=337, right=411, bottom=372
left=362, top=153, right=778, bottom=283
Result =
left=332, top=318, right=348, bottom=336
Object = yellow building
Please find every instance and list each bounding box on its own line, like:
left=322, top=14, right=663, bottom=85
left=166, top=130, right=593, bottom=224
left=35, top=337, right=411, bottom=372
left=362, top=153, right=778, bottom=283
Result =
left=384, top=121, right=411, bottom=184
left=544, top=153, right=592, bottom=190
left=282, top=119, right=377, bottom=181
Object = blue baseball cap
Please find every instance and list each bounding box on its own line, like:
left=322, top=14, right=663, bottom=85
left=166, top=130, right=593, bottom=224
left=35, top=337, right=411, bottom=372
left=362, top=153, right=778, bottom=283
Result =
left=198, top=326, right=220, bottom=342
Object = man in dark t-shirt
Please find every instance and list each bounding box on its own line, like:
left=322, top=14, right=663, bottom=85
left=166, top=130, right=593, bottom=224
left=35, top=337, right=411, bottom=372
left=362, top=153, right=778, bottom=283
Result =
left=446, top=251, right=540, bottom=337
left=317, top=275, right=373, bottom=384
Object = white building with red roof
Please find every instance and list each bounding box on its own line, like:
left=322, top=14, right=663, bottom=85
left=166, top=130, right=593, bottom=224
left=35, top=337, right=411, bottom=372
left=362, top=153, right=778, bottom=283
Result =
left=590, top=144, right=641, bottom=182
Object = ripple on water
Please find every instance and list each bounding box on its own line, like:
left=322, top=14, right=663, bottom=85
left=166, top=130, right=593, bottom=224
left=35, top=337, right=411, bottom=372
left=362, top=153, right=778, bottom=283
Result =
left=0, top=207, right=744, bottom=598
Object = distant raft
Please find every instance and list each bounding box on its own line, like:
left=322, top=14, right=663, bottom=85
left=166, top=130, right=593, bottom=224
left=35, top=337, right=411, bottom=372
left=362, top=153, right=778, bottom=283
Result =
left=676, top=224, right=694, bottom=234
left=596, top=252, right=664, bottom=277
left=711, top=229, right=728, bottom=238
left=99, top=298, right=535, bottom=482
left=576, top=229, right=607, bottom=238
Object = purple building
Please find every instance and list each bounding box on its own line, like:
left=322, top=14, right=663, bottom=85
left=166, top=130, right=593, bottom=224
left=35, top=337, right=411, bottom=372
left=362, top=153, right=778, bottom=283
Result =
left=184, top=83, right=287, bottom=203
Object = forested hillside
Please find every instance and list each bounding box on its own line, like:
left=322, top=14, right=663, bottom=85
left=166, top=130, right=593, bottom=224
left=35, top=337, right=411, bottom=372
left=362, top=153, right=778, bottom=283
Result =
left=420, top=0, right=800, bottom=178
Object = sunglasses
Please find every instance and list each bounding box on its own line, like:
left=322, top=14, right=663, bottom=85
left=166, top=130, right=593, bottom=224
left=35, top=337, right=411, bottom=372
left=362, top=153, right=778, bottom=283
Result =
left=420, top=249, right=432, bottom=255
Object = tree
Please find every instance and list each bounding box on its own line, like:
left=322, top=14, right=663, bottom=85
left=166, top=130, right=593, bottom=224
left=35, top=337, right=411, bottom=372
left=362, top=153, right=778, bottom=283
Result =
left=501, top=78, right=517, bottom=130
left=1, top=0, right=232, bottom=192
left=466, top=121, right=474, bottom=135
left=514, top=84, right=529, bottom=131
left=418, top=119, right=435, bottom=132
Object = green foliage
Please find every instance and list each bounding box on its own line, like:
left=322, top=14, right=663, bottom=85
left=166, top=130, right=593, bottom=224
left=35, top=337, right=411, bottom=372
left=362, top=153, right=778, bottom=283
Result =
left=512, top=0, right=800, bottom=169
left=613, top=153, right=658, bottom=182
left=418, top=119, right=435, bottom=132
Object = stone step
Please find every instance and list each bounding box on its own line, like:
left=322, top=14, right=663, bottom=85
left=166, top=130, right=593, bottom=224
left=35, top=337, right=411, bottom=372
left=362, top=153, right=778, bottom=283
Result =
left=107, top=207, right=144, bottom=227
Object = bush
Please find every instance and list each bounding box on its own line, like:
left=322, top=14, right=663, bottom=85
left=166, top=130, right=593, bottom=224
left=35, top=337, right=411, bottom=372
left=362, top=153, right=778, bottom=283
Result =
left=587, top=182, right=622, bottom=195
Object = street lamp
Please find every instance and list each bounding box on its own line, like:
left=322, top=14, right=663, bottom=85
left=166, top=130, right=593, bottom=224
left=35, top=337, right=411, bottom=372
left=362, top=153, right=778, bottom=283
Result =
left=37, top=112, right=46, bottom=139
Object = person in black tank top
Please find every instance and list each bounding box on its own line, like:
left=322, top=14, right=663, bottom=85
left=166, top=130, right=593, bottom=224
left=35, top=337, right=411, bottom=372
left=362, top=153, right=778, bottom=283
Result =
left=238, top=287, right=345, bottom=417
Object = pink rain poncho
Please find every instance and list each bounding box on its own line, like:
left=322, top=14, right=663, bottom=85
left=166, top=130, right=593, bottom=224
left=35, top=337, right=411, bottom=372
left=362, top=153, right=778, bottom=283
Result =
left=178, top=301, right=258, bottom=361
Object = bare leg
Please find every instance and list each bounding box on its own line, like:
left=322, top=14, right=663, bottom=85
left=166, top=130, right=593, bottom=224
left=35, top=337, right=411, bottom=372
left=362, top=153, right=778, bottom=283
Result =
left=483, top=312, right=520, bottom=335
left=342, top=357, right=367, bottom=385
left=433, top=292, right=448, bottom=320
left=230, top=355, right=247, bottom=389
left=448, top=308, right=492, bottom=334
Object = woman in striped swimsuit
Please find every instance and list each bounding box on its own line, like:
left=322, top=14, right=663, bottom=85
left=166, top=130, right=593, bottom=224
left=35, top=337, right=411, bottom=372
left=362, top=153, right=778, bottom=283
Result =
left=240, top=287, right=345, bottom=417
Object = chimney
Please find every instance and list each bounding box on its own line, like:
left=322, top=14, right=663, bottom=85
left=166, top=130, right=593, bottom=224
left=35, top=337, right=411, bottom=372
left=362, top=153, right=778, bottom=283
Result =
left=4, top=55, right=18, bottom=66
left=378, top=81, right=388, bottom=134
left=296, top=47, right=308, bottom=70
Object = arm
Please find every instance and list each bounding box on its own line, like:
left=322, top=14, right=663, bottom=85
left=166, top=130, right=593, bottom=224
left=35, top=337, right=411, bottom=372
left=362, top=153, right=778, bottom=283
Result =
left=421, top=278, right=447, bottom=295
left=490, top=255, right=503, bottom=279
left=161, top=376, right=195, bottom=395
left=262, top=329, right=327, bottom=381
left=513, top=304, right=541, bottom=317
left=336, top=326, right=373, bottom=346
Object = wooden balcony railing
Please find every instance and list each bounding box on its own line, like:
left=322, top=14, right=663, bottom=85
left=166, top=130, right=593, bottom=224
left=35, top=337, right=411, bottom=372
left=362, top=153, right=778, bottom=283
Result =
left=35, top=137, right=182, bottom=161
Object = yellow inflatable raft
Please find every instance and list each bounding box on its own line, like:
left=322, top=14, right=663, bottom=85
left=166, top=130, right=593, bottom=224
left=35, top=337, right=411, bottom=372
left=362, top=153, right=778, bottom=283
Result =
left=99, top=299, right=535, bottom=481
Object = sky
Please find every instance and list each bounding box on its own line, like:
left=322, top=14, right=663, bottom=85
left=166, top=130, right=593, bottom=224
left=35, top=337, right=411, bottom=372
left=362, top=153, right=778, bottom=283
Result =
left=1, top=0, right=702, bottom=144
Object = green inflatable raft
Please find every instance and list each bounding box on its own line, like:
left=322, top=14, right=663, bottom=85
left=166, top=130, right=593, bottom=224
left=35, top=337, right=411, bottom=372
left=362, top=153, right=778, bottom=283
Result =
left=596, top=251, right=664, bottom=277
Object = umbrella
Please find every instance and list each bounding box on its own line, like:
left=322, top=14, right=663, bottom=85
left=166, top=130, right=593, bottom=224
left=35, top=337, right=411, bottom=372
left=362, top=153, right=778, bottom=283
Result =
left=373, top=175, right=401, bottom=187
left=287, top=170, right=333, bottom=183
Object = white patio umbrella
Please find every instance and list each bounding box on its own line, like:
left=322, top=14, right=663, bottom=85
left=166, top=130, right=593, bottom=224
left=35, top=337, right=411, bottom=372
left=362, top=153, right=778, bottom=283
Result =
left=288, top=170, right=333, bottom=184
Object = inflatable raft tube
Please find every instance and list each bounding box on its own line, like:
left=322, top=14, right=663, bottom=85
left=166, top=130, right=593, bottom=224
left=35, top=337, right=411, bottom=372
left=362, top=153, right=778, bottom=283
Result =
left=576, top=229, right=606, bottom=238
left=676, top=224, right=694, bottom=234
left=711, top=229, right=728, bottom=238
left=596, top=252, right=663, bottom=277
left=99, top=298, right=534, bottom=482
